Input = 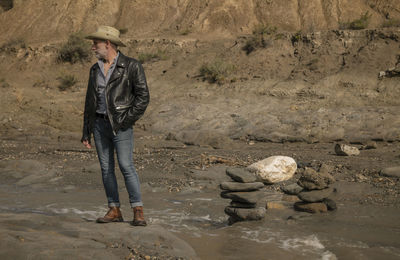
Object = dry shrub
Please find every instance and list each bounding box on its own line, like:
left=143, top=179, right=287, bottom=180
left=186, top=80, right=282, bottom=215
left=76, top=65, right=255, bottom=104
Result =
left=57, top=33, right=91, bottom=63
left=243, top=24, right=277, bottom=54
left=199, top=60, right=235, bottom=85
left=57, top=74, right=78, bottom=91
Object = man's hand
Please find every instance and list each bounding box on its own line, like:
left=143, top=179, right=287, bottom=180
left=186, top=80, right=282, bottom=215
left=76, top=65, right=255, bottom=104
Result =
left=82, top=140, right=92, bottom=149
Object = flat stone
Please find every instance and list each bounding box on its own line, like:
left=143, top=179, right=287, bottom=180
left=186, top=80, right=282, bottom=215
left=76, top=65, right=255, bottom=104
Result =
left=294, top=202, right=328, bottom=213
left=226, top=167, right=257, bottom=183
left=282, top=183, right=303, bottom=195
left=298, top=187, right=334, bottom=202
left=297, top=167, right=335, bottom=190
left=335, top=144, right=360, bottom=156
left=266, top=202, right=286, bottom=209
left=224, top=206, right=266, bottom=221
left=360, top=141, right=378, bottom=150
left=247, top=156, right=297, bottom=184
left=380, top=166, right=400, bottom=178
left=221, top=191, right=263, bottom=204
left=322, top=198, right=337, bottom=211
left=229, top=201, right=256, bottom=208
left=220, top=182, right=264, bottom=192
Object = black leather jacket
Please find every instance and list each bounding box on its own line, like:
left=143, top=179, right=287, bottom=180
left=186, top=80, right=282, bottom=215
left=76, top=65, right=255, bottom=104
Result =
left=81, top=52, right=150, bottom=144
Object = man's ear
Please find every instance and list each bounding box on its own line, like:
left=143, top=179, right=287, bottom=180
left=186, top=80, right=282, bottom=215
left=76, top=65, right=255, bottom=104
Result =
left=105, top=40, right=112, bottom=48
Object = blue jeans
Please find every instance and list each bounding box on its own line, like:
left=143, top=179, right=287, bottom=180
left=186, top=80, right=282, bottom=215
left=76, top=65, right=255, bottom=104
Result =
left=93, top=117, right=143, bottom=208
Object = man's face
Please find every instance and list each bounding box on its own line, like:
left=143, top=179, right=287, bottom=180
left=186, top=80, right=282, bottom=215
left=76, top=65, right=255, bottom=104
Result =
left=91, top=39, right=108, bottom=60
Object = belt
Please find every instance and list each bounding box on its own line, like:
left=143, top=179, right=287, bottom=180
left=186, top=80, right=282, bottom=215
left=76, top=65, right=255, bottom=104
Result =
left=96, top=113, right=108, bottom=119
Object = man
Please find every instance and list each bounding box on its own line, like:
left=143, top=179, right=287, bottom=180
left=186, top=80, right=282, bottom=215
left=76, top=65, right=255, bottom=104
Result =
left=81, top=25, right=150, bottom=226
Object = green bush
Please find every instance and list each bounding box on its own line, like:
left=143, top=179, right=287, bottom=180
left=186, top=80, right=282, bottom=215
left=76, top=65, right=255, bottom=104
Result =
left=57, top=33, right=91, bottom=63
left=340, top=12, right=371, bottom=30
left=243, top=24, right=277, bottom=54
left=199, top=60, right=235, bottom=85
left=57, top=74, right=77, bottom=91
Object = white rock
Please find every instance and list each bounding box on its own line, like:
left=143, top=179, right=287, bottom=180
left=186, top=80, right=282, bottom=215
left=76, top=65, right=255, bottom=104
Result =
left=335, top=144, right=360, bottom=156
left=247, top=156, right=297, bottom=184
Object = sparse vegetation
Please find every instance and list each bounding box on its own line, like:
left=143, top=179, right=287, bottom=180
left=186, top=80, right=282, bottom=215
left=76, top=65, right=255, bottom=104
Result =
left=0, top=38, right=26, bottom=53
left=0, top=78, right=11, bottom=88
left=57, top=74, right=78, bottom=91
left=339, top=12, right=371, bottom=30
left=180, top=28, right=192, bottom=35
left=138, top=49, right=168, bottom=64
left=243, top=24, right=277, bottom=54
left=57, top=33, right=91, bottom=63
left=199, top=60, right=235, bottom=85
left=291, top=31, right=302, bottom=45
left=382, top=18, right=400, bottom=28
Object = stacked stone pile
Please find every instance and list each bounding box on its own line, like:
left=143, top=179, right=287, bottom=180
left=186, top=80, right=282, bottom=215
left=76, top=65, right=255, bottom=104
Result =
left=220, top=167, right=266, bottom=224
left=294, top=167, right=337, bottom=214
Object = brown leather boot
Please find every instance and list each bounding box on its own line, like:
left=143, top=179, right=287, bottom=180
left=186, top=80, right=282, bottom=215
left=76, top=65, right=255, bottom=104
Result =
left=131, top=206, right=147, bottom=226
left=96, top=207, right=124, bottom=223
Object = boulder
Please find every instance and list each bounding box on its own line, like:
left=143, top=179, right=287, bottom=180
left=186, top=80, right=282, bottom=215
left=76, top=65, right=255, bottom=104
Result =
left=226, top=167, right=257, bottom=183
left=220, top=182, right=264, bottom=192
left=224, top=206, right=266, bottom=221
left=380, top=166, right=400, bottom=178
left=297, top=167, right=335, bottom=190
left=247, top=156, right=297, bottom=184
left=293, top=202, right=328, bottom=213
left=282, top=183, right=303, bottom=195
left=297, top=187, right=334, bottom=202
left=335, top=144, right=360, bottom=156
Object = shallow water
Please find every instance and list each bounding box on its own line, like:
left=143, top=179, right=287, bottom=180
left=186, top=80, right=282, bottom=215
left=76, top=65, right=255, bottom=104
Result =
left=1, top=183, right=399, bottom=260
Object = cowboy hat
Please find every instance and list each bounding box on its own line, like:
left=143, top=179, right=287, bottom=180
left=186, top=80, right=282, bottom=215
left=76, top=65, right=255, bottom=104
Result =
left=85, top=25, right=126, bottom=47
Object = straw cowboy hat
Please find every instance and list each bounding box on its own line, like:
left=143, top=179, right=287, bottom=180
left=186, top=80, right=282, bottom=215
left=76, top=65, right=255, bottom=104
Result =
left=85, top=25, right=126, bottom=47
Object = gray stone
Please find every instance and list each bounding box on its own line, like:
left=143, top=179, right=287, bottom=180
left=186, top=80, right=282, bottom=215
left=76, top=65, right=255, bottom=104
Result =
left=224, top=206, right=266, bottom=221
left=293, top=202, right=328, bottom=213
left=229, top=201, right=256, bottom=208
left=297, top=167, right=335, bottom=190
left=247, top=156, right=297, bottom=184
left=360, top=141, right=378, bottom=150
left=335, top=144, right=360, bottom=156
left=220, top=181, right=264, bottom=192
left=380, top=166, right=400, bottom=178
left=322, top=198, right=337, bottom=211
left=226, top=167, right=257, bottom=183
left=282, top=183, right=303, bottom=195
left=221, top=191, right=263, bottom=204
left=298, top=187, right=334, bottom=202
left=319, top=163, right=334, bottom=174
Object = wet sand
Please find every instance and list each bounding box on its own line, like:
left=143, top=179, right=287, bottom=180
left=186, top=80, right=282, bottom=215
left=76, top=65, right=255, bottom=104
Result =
left=0, top=131, right=399, bottom=259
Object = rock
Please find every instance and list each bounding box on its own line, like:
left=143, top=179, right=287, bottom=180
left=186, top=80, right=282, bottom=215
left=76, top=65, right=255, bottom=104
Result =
left=360, top=141, right=377, bottom=150
left=293, top=202, right=328, bottom=213
left=226, top=167, right=257, bottom=183
left=221, top=191, right=263, bottom=204
left=247, top=156, right=297, bottom=184
left=322, top=198, right=337, bottom=211
left=297, top=167, right=335, bottom=190
left=266, top=202, right=286, bottom=209
left=229, top=201, right=256, bottom=208
left=380, top=166, right=400, bottom=178
left=282, top=183, right=303, bottom=195
left=224, top=206, right=266, bottom=221
left=297, top=187, right=334, bottom=202
left=319, top=163, right=334, bottom=174
left=220, top=181, right=264, bottom=192
left=335, top=144, right=360, bottom=156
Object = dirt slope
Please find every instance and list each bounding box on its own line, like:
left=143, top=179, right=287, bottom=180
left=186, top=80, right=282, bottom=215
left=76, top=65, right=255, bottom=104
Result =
left=1, top=0, right=399, bottom=44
